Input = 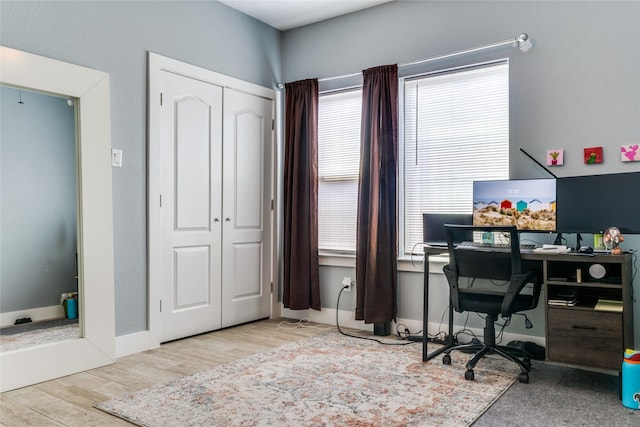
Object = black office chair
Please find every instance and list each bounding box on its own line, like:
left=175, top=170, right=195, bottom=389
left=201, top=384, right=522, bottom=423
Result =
left=442, top=224, right=542, bottom=383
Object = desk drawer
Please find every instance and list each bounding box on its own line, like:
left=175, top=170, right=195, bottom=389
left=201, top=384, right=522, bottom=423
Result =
left=547, top=308, right=622, bottom=370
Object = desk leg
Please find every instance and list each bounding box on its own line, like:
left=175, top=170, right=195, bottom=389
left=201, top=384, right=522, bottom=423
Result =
left=423, top=253, right=456, bottom=362
left=422, top=255, right=429, bottom=361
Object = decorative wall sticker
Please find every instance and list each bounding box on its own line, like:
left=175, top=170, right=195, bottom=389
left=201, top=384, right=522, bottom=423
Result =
left=621, top=144, right=639, bottom=162
left=583, top=146, right=603, bottom=164
left=546, top=149, right=564, bottom=166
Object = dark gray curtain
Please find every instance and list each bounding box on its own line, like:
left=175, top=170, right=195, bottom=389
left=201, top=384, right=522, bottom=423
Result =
left=355, top=65, right=399, bottom=324
left=283, top=79, right=321, bottom=310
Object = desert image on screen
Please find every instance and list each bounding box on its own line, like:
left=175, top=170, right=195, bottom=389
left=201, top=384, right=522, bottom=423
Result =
left=472, top=179, right=556, bottom=231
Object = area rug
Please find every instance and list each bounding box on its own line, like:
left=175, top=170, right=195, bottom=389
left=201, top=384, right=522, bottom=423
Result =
left=96, top=331, right=518, bottom=426
left=0, top=320, right=79, bottom=352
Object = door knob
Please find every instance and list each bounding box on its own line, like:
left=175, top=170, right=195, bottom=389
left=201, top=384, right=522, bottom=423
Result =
left=225, top=217, right=231, bottom=222
left=214, top=218, right=220, bottom=222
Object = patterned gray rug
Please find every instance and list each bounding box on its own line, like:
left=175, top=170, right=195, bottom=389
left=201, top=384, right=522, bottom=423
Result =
left=0, top=319, right=78, bottom=352
left=96, top=331, right=519, bottom=426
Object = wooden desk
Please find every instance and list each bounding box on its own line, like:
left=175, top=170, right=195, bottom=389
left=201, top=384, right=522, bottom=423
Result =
left=422, top=246, right=634, bottom=371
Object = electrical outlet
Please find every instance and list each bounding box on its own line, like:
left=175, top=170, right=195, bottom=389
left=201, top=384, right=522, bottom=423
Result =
left=342, top=277, right=352, bottom=292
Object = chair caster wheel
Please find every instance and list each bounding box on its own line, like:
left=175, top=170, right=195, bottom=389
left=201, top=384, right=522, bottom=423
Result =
left=465, top=369, right=475, bottom=381
left=443, top=354, right=452, bottom=365
left=519, top=371, right=529, bottom=383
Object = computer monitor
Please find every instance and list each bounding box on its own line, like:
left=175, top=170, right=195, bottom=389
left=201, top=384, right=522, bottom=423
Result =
left=422, top=213, right=472, bottom=245
left=556, top=172, right=640, bottom=234
left=472, top=178, right=557, bottom=231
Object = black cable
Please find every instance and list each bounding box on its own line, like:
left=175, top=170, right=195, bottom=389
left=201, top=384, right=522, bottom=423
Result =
left=335, top=286, right=416, bottom=346
left=514, top=312, right=533, bottom=329
left=496, top=317, right=511, bottom=344
left=453, top=312, right=479, bottom=343
left=630, top=250, right=638, bottom=303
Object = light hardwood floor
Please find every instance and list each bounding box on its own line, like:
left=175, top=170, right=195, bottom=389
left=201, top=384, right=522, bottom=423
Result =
left=0, top=318, right=330, bottom=426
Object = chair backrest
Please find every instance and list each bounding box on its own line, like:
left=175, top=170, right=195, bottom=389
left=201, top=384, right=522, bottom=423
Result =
left=444, top=224, right=523, bottom=281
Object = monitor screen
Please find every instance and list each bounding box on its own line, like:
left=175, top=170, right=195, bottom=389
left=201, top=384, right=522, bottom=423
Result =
left=422, top=213, right=472, bottom=244
left=556, top=172, right=640, bottom=234
left=472, top=178, right=557, bottom=231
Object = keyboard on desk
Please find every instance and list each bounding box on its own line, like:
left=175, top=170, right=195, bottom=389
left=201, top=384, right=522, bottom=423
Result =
left=457, top=241, right=537, bottom=250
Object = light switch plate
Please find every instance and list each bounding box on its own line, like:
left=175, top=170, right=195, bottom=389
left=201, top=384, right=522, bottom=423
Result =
left=111, top=149, right=123, bottom=167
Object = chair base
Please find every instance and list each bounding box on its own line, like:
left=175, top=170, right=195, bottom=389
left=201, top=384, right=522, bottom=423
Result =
left=442, top=314, right=533, bottom=383
left=443, top=343, right=532, bottom=383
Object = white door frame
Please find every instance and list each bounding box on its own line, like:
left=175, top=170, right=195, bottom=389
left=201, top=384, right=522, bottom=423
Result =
left=147, top=52, right=276, bottom=348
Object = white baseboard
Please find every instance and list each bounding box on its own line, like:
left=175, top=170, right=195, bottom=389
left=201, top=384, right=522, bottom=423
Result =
left=115, top=330, right=157, bottom=358
left=1, top=308, right=155, bottom=359
left=109, top=306, right=547, bottom=360
left=281, top=306, right=372, bottom=332
left=1, top=305, right=65, bottom=327
left=280, top=304, right=545, bottom=347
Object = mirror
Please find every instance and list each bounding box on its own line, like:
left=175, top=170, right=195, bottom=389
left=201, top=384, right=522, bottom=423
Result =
left=0, top=46, right=115, bottom=392
left=1, top=85, right=80, bottom=351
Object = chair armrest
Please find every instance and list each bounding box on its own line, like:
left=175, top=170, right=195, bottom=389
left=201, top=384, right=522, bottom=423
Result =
left=501, top=270, right=540, bottom=317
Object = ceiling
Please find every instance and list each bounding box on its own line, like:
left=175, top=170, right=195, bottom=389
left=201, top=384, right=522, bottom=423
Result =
left=219, top=0, right=394, bottom=31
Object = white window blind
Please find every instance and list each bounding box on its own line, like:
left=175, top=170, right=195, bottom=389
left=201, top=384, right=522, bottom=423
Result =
left=317, top=89, right=362, bottom=252
left=402, top=61, right=509, bottom=255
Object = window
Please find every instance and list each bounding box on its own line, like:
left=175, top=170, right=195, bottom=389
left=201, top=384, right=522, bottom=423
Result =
left=317, top=61, right=509, bottom=256
left=402, top=61, right=509, bottom=255
left=317, top=89, right=362, bottom=251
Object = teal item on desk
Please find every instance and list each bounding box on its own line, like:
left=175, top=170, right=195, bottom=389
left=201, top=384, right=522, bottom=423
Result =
left=481, top=231, right=494, bottom=244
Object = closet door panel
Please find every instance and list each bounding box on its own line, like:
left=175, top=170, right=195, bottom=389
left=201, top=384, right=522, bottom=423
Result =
left=175, top=97, right=211, bottom=230
left=159, top=71, right=222, bottom=342
left=232, top=242, right=262, bottom=297
left=221, top=88, right=273, bottom=328
left=235, top=112, right=263, bottom=228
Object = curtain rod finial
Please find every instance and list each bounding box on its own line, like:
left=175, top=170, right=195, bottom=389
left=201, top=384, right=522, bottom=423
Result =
left=515, top=33, right=532, bottom=52
left=276, top=83, right=284, bottom=90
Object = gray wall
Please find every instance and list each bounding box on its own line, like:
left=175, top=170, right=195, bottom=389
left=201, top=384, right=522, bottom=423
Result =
left=283, top=1, right=639, bottom=178
left=0, top=0, right=281, bottom=335
left=1, top=86, right=77, bottom=313
left=282, top=1, right=640, bottom=341
left=2, top=1, right=639, bottom=342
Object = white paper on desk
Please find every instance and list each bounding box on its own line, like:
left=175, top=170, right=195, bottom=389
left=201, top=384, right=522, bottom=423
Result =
left=533, top=247, right=571, bottom=254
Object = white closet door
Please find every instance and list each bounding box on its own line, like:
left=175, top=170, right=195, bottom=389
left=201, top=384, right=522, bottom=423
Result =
left=221, top=88, right=273, bottom=327
left=159, top=70, right=223, bottom=342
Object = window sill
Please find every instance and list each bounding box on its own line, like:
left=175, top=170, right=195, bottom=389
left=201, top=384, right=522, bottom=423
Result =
left=319, top=252, right=444, bottom=273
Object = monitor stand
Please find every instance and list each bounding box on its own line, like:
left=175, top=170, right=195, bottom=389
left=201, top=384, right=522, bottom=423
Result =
left=553, top=232, right=563, bottom=245
left=554, top=232, right=582, bottom=250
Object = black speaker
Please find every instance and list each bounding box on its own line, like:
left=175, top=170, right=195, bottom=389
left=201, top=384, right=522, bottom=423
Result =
left=374, top=321, right=391, bottom=336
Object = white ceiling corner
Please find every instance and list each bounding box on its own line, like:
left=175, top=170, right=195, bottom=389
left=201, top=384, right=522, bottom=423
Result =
left=219, top=0, right=394, bottom=31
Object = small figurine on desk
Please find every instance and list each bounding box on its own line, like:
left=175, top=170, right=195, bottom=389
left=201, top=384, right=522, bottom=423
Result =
left=603, top=226, right=624, bottom=254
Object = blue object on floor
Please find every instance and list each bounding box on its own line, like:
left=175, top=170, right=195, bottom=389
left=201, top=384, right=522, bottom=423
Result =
left=622, top=350, right=640, bottom=410
left=66, top=298, right=77, bottom=320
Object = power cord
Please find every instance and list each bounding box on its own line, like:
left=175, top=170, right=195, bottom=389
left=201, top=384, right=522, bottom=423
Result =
left=277, top=319, right=333, bottom=330
left=395, top=323, right=421, bottom=340
left=398, top=304, right=454, bottom=344
left=630, top=250, right=638, bottom=303
left=514, top=313, right=533, bottom=329
left=335, top=285, right=416, bottom=346
left=410, top=241, right=428, bottom=269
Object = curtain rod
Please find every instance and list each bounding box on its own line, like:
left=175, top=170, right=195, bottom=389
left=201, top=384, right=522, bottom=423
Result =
left=276, top=33, right=531, bottom=89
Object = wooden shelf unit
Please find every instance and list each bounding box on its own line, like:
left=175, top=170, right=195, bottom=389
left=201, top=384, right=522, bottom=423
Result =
left=542, top=252, right=634, bottom=371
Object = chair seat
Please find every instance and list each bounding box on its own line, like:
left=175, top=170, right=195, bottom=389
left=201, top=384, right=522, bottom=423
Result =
left=457, top=288, right=535, bottom=316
